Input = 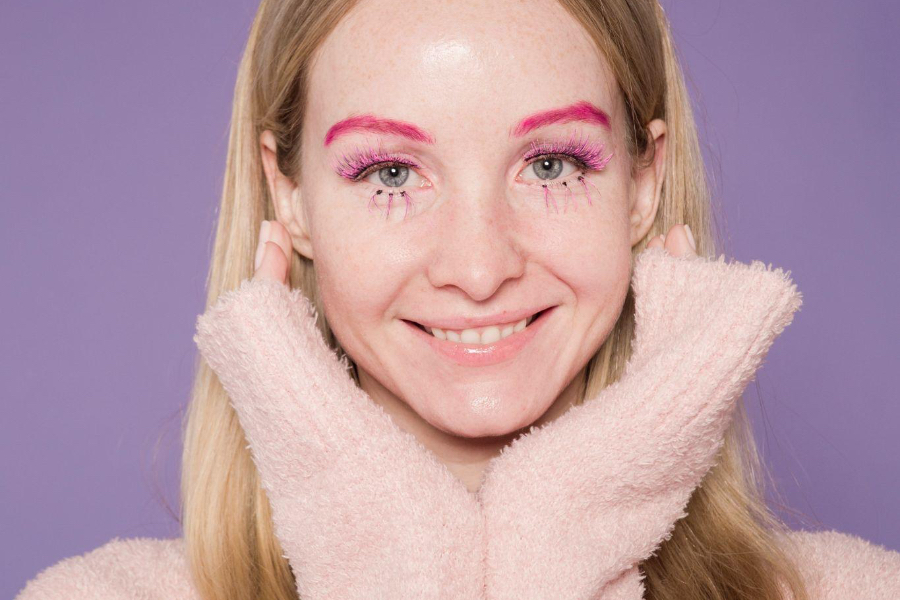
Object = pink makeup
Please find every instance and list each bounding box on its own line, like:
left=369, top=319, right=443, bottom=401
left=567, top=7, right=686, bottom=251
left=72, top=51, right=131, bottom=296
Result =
left=331, top=129, right=613, bottom=220
left=332, top=145, right=423, bottom=181
left=324, top=114, right=435, bottom=147
left=523, top=129, right=612, bottom=171
left=510, top=100, right=612, bottom=137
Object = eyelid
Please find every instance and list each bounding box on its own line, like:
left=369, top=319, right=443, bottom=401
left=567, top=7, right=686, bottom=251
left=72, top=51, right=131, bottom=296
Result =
left=353, top=158, right=419, bottom=182
left=332, top=143, right=423, bottom=181
left=522, top=151, right=591, bottom=173
left=521, top=129, right=612, bottom=172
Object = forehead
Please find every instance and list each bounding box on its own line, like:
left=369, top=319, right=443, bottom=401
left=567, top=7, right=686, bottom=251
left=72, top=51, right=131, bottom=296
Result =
left=305, top=0, right=621, bottom=146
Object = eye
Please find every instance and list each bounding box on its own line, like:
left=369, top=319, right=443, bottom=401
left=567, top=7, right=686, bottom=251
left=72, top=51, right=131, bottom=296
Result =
left=520, top=154, right=584, bottom=183
left=360, top=163, right=416, bottom=188
left=332, top=145, right=427, bottom=190
left=517, top=132, right=613, bottom=186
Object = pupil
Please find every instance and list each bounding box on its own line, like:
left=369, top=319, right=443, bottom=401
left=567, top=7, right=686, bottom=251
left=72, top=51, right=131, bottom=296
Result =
left=534, top=157, right=563, bottom=180
left=378, top=164, right=409, bottom=187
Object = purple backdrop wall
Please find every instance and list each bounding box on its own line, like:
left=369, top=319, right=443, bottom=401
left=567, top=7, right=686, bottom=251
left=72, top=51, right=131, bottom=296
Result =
left=3, top=0, right=898, bottom=596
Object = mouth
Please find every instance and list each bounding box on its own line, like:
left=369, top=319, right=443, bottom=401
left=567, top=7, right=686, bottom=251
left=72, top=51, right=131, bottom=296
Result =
left=402, top=306, right=556, bottom=367
left=404, top=307, right=551, bottom=344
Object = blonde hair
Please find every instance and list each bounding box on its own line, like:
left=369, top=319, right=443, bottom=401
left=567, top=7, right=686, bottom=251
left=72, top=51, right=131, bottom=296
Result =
left=181, top=1, right=811, bottom=598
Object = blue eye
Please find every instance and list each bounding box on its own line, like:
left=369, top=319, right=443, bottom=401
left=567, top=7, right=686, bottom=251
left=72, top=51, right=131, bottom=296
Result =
left=531, top=157, right=565, bottom=180
left=521, top=154, right=584, bottom=183
left=375, top=164, right=409, bottom=187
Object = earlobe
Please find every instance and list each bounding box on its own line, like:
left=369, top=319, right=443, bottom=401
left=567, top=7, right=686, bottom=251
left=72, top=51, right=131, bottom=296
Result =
left=259, top=130, right=315, bottom=260
left=280, top=187, right=315, bottom=261
left=629, top=119, right=667, bottom=247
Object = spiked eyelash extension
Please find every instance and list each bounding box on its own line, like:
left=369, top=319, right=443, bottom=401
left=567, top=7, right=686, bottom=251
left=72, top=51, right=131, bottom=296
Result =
left=524, top=129, right=613, bottom=215
left=367, top=189, right=418, bottom=221
left=534, top=174, right=607, bottom=215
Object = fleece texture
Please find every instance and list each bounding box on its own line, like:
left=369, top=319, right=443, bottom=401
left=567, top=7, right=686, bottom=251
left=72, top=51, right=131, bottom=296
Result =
left=16, top=247, right=900, bottom=599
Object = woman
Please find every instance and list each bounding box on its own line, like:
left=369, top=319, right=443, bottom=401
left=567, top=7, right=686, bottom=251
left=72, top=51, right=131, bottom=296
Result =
left=16, top=0, right=900, bottom=598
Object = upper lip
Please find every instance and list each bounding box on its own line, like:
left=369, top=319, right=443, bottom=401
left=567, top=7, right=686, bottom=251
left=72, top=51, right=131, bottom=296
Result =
left=408, top=305, right=554, bottom=331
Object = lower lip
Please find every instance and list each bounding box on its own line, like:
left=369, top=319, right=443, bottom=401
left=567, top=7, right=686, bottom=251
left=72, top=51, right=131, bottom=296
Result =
left=403, top=307, right=555, bottom=367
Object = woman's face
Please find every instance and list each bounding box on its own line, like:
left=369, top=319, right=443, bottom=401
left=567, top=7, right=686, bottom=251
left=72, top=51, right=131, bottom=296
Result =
left=268, top=0, right=664, bottom=439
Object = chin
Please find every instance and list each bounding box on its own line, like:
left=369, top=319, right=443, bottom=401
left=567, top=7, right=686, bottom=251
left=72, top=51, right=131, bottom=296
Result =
left=424, top=392, right=549, bottom=440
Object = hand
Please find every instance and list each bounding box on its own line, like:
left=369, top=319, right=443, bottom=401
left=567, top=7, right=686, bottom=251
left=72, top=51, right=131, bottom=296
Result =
left=479, top=222, right=802, bottom=599
left=195, top=219, right=486, bottom=600
left=200, top=219, right=799, bottom=600
left=645, top=222, right=698, bottom=259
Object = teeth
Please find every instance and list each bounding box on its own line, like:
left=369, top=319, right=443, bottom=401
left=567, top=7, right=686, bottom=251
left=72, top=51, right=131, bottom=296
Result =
left=428, top=313, right=538, bottom=345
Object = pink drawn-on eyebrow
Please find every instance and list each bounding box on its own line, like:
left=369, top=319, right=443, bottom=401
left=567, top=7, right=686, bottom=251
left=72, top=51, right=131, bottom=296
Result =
left=323, top=115, right=436, bottom=147
left=323, top=100, right=610, bottom=147
left=510, top=100, right=611, bottom=137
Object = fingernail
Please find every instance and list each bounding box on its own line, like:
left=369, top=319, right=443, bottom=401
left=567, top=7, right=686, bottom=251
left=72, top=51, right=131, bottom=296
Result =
left=254, top=220, right=270, bottom=270
left=684, top=224, right=696, bottom=251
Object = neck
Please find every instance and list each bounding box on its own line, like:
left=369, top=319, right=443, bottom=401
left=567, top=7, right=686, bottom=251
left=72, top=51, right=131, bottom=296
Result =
left=358, top=366, right=587, bottom=493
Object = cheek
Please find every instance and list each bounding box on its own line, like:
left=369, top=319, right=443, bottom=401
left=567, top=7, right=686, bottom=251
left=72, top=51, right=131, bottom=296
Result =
left=539, top=196, right=631, bottom=280
left=533, top=189, right=632, bottom=321
left=558, top=234, right=631, bottom=306
left=309, top=207, right=414, bottom=329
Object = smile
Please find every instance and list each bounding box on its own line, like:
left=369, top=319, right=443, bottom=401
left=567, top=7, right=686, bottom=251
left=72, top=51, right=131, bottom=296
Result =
left=409, top=311, right=543, bottom=345
left=402, top=307, right=555, bottom=367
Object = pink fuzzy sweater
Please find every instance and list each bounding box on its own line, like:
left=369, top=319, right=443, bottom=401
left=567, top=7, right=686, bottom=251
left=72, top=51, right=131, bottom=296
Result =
left=16, top=248, right=900, bottom=599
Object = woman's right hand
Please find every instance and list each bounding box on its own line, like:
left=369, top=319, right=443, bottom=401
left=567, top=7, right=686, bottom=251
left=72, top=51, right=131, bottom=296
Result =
left=195, top=219, right=487, bottom=600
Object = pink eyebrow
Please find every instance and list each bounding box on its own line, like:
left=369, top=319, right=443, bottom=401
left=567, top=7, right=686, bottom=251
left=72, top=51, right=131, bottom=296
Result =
left=323, top=115, right=436, bottom=146
left=323, top=100, right=610, bottom=146
left=510, top=100, right=611, bottom=137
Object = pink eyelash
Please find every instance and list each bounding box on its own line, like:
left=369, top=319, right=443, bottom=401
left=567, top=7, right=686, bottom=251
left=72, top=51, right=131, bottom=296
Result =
left=333, top=143, right=421, bottom=180
left=524, top=129, right=613, bottom=215
left=366, top=189, right=419, bottom=221
left=524, top=129, right=613, bottom=172
left=535, top=174, right=606, bottom=216
left=335, top=129, right=614, bottom=219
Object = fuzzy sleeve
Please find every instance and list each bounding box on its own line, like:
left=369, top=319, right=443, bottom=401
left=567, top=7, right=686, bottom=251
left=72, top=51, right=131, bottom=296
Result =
left=779, top=529, right=900, bottom=600
left=480, top=247, right=805, bottom=600
left=193, top=277, right=485, bottom=600
left=14, top=537, right=197, bottom=600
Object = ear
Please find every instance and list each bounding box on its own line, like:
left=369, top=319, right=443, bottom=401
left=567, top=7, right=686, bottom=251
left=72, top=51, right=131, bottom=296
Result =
left=628, top=119, right=667, bottom=247
left=259, top=129, right=314, bottom=260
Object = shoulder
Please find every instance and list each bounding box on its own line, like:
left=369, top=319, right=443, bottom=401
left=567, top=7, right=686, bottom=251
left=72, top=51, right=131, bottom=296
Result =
left=778, top=528, right=900, bottom=599
left=15, top=537, right=199, bottom=600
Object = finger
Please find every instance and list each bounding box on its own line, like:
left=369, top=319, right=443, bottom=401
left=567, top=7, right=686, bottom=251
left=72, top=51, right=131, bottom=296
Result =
left=252, top=221, right=291, bottom=284
left=646, top=233, right=666, bottom=251
left=664, top=224, right=695, bottom=258
left=253, top=241, right=290, bottom=284
left=267, top=220, right=294, bottom=266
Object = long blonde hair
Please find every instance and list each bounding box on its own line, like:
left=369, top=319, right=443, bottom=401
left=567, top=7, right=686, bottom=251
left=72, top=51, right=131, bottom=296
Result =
left=181, top=1, right=811, bottom=598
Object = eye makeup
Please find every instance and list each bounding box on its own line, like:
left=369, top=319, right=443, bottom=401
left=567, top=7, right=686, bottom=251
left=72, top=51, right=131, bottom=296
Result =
left=331, top=128, right=614, bottom=220
left=522, top=129, right=613, bottom=173
left=332, top=144, right=423, bottom=181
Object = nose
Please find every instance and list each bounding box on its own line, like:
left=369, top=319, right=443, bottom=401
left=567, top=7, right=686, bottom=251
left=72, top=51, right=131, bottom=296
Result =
left=425, top=187, right=526, bottom=302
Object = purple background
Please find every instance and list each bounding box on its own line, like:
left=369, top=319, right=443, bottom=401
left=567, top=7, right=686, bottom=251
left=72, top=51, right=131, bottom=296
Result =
left=3, top=1, right=898, bottom=595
